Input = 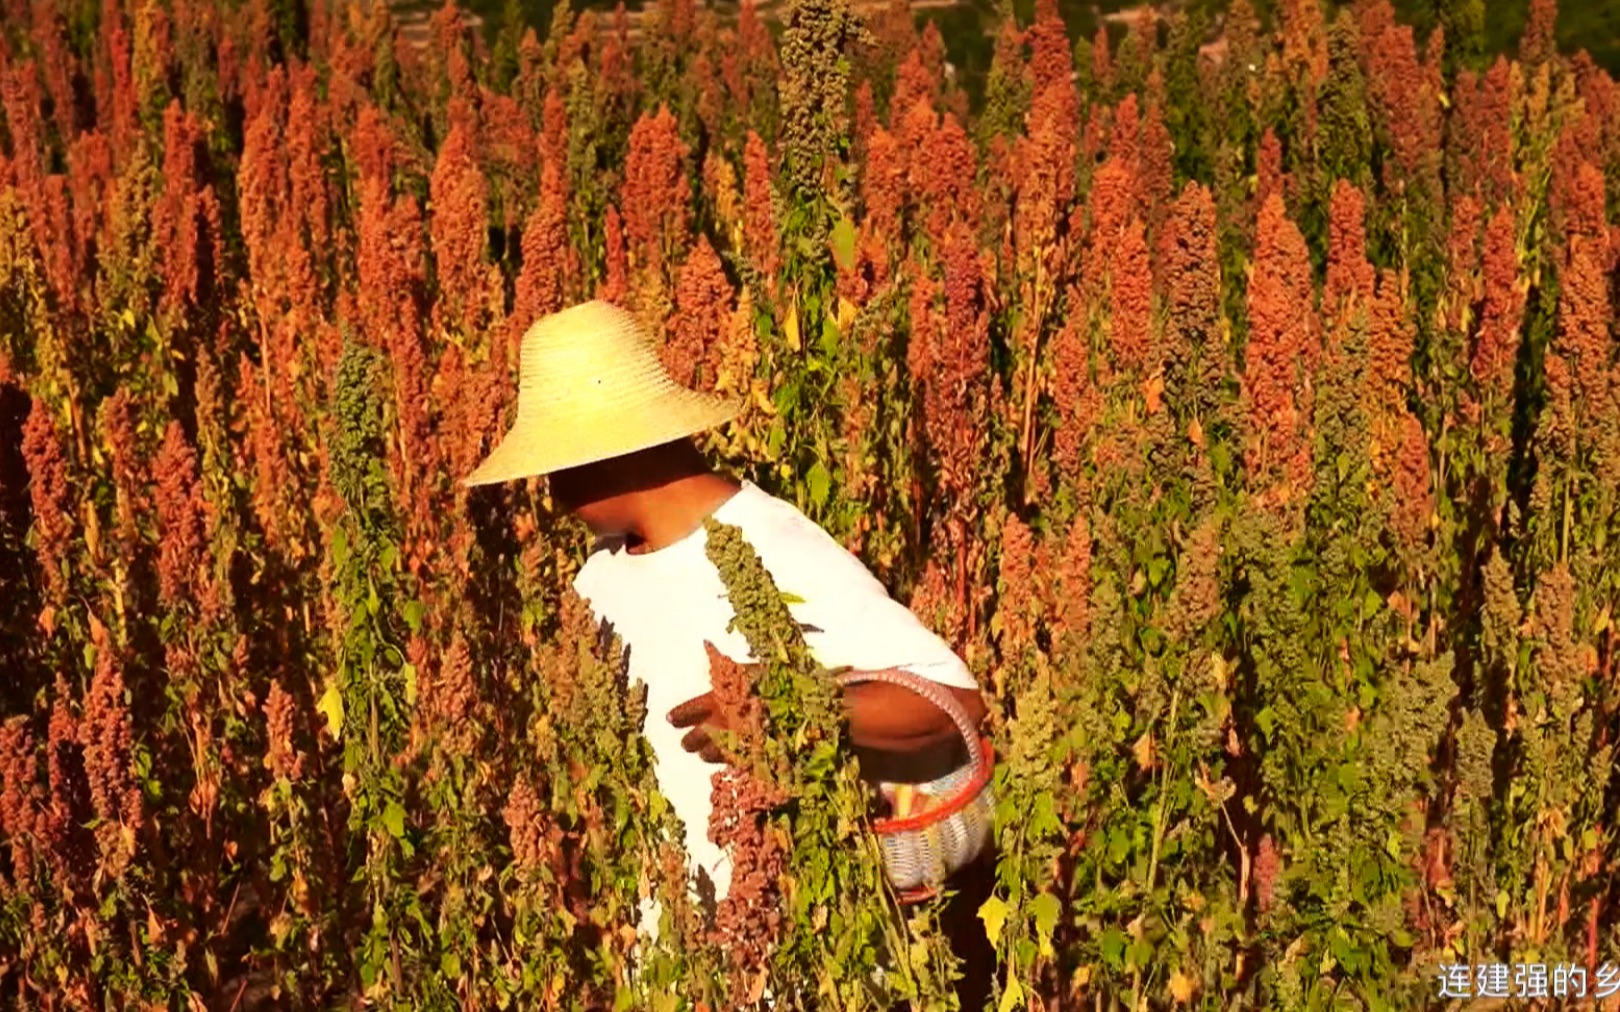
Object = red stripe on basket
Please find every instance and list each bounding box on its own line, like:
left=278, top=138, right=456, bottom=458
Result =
left=871, top=737, right=996, bottom=834
left=897, top=885, right=940, bottom=904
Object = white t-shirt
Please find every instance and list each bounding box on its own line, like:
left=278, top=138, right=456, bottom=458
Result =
left=570, top=479, right=978, bottom=909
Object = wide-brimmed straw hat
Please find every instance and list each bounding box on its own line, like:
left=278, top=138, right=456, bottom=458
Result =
left=462, top=300, right=742, bottom=486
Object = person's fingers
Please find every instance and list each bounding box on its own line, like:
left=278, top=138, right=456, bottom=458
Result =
left=668, top=694, right=713, bottom=728
left=681, top=726, right=711, bottom=754
left=679, top=724, right=732, bottom=765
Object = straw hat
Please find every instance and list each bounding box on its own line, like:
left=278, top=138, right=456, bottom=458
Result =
left=462, top=301, right=742, bottom=486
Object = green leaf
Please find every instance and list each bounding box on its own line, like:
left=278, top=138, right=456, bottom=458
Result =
left=1031, top=891, right=1060, bottom=957
left=403, top=599, right=425, bottom=633
left=1146, top=556, right=1170, bottom=587
left=1101, top=926, right=1127, bottom=968
left=331, top=527, right=349, bottom=569
left=383, top=800, right=405, bottom=838
left=1130, top=933, right=1163, bottom=971
left=1108, top=826, right=1130, bottom=864
left=908, top=939, right=932, bottom=973
left=1329, top=927, right=1353, bottom=970
left=807, top=461, right=831, bottom=509
left=820, top=315, right=841, bottom=357
left=402, top=663, right=418, bottom=707
left=1255, top=705, right=1277, bottom=741
left=830, top=216, right=857, bottom=271
left=441, top=952, right=461, bottom=978
left=978, top=894, right=1009, bottom=948
left=317, top=680, right=344, bottom=741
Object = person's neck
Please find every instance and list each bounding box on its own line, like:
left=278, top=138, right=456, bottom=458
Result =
left=610, top=472, right=741, bottom=554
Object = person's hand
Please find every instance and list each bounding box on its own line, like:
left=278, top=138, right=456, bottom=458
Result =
left=668, top=692, right=733, bottom=765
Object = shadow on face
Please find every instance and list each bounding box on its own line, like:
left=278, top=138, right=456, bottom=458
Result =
left=546, top=438, right=710, bottom=527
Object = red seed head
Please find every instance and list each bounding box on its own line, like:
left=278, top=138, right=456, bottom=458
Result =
left=1108, top=216, right=1152, bottom=376
left=743, top=132, right=779, bottom=287
left=429, top=120, right=491, bottom=332
left=1470, top=205, right=1524, bottom=406
left=154, top=420, right=208, bottom=609
left=1243, top=195, right=1317, bottom=504
left=1013, top=82, right=1078, bottom=262
left=1554, top=233, right=1612, bottom=411
left=513, top=159, right=572, bottom=333
left=1324, top=180, right=1374, bottom=320
left=622, top=107, right=691, bottom=279
left=1028, top=0, right=1074, bottom=101
left=665, top=235, right=735, bottom=393
left=23, top=399, right=72, bottom=605
left=1165, top=181, right=1220, bottom=362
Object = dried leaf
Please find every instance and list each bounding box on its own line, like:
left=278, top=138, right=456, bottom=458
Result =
left=783, top=309, right=801, bottom=351
left=1387, top=590, right=1409, bottom=618
left=1143, top=371, right=1166, bottom=414
left=837, top=297, right=858, bottom=331
left=1133, top=730, right=1156, bottom=770
left=1169, top=970, right=1197, bottom=1004
left=1188, top=416, right=1206, bottom=447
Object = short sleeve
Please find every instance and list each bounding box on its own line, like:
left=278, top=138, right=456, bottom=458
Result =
left=804, top=594, right=979, bottom=689
left=741, top=511, right=979, bottom=691
left=570, top=550, right=607, bottom=612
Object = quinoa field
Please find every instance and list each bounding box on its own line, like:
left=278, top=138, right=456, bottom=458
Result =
left=2, top=0, right=1620, bottom=1008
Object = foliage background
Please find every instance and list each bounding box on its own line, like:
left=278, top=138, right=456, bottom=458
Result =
left=447, top=0, right=1620, bottom=115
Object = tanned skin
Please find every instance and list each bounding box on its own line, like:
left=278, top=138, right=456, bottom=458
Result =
left=547, top=437, right=991, bottom=782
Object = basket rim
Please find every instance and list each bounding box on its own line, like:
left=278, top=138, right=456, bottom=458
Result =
left=834, top=667, right=988, bottom=771
left=870, top=736, right=996, bottom=834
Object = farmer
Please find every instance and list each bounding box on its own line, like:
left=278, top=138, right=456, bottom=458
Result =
left=464, top=300, right=995, bottom=1007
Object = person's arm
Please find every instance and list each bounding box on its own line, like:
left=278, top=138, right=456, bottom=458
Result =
left=838, top=678, right=989, bottom=750
left=667, top=667, right=988, bottom=764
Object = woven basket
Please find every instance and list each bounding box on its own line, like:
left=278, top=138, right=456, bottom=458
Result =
left=834, top=668, right=995, bottom=904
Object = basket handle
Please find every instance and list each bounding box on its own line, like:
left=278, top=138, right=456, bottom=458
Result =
left=832, top=667, right=986, bottom=776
